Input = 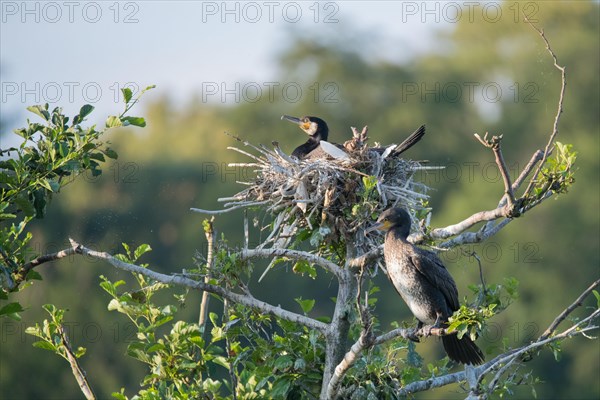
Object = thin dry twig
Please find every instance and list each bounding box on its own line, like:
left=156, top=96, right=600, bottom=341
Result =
left=523, top=18, right=567, bottom=197
left=474, top=133, right=515, bottom=208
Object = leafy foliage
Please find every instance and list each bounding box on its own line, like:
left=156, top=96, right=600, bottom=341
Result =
left=25, top=304, right=87, bottom=362
left=0, top=87, right=153, bottom=315
left=98, top=244, right=326, bottom=399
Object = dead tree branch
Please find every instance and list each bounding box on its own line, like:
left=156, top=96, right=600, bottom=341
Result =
left=57, top=324, right=96, bottom=400
left=11, top=247, right=78, bottom=289
left=67, top=239, right=329, bottom=334
left=474, top=133, right=516, bottom=208
left=241, top=248, right=342, bottom=278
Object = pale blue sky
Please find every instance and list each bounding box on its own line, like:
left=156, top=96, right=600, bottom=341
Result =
left=1, top=1, right=455, bottom=137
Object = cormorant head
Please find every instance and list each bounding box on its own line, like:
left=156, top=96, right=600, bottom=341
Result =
left=281, top=115, right=329, bottom=141
left=370, top=207, right=412, bottom=239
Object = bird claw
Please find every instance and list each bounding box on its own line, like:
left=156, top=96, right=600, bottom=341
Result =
left=407, top=328, right=421, bottom=342
left=421, top=320, right=442, bottom=337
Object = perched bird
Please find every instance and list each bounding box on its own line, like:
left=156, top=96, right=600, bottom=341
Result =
left=281, top=115, right=425, bottom=160
left=281, top=115, right=348, bottom=160
left=371, top=208, right=484, bottom=365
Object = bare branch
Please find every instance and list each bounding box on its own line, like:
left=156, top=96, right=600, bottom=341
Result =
left=12, top=247, right=78, bottom=289
left=327, top=331, right=373, bottom=399
left=57, top=324, right=96, bottom=400
left=438, top=218, right=512, bottom=249
left=346, top=245, right=383, bottom=269
left=416, top=207, right=509, bottom=241
left=240, top=248, right=342, bottom=278
left=512, top=150, right=544, bottom=194
left=523, top=19, right=567, bottom=197
left=540, top=278, right=600, bottom=340
left=68, top=239, right=329, bottom=334
left=473, top=133, right=515, bottom=207
left=191, top=201, right=269, bottom=215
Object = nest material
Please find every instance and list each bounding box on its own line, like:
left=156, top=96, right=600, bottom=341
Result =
left=216, top=128, right=434, bottom=257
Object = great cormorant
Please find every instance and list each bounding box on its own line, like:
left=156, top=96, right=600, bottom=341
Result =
left=281, top=115, right=342, bottom=159
left=371, top=207, right=485, bottom=365
left=281, top=115, right=425, bottom=159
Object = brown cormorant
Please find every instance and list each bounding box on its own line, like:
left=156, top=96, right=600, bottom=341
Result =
left=371, top=207, right=485, bottom=365
left=281, top=115, right=425, bottom=160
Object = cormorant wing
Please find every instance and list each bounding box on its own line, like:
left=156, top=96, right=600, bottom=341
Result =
left=408, top=251, right=460, bottom=311
left=320, top=141, right=350, bottom=160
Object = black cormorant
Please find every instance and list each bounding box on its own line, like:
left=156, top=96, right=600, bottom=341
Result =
left=371, top=208, right=485, bottom=365
left=281, top=115, right=341, bottom=159
left=281, top=115, right=425, bottom=160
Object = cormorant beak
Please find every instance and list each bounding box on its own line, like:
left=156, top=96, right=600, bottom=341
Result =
left=281, top=115, right=312, bottom=133
left=366, top=221, right=388, bottom=234
left=281, top=115, right=301, bottom=124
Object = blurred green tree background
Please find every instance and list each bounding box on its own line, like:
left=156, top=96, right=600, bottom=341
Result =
left=1, top=2, right=598, bottom=399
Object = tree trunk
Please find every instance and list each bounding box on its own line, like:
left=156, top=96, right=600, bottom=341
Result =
left=320, top=243, right=359, bottom=399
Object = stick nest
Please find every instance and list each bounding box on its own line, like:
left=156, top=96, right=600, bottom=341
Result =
left=198, top=127, right=434, bottom=258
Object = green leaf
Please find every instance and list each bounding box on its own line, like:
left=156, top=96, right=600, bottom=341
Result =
left=79, top=104, right=94, bottom=119
left=0, top=302, right=24, bottom=316
left=111, top=389, right=128, bottom=400
left=106, top=116, right=123, bottom=128
left=274, top=355, right=293, bottom=371
left=103, top=148, right=119, bottom=160
left=25, top=270, right=43, bottom=281
left=212, top=355, right=230, bottom=369
left=209, top=312, right=219, bottom=327
left=32, top=341, right=57, bottom=352
left=74, top=104, right=94, bottom=124
left=25, top=326, right=41, bottom=337
left=153, top=315, right=174, bottom=329
left=27, top=105, right=50, bottom=121
left=292, top=260, right=317, bottom=279
left=134, top=244, right=152, bottom=260
left=147, top=343, right=166, bottom=353
left=295, top=297, right=315, bottom=314
left=33, top=189, right=47, bottom=218
left=362, top=175, right=378, bottom=191
left=121, top=116, right=146, bottom=127
left=122, top=88, right=133, bottom=104
left=14, top=194, right=35, bottom=217
left=38, top=178, right=53, bottom=192
left=593, top=290, right=600, bottom=309
left=49, top=179, right=60, bottom=192
left=75, top=346, right=87, bottom=358
left=89, top=152, right=106, bottom=162
left=270, top=377, right=292, bottom=397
